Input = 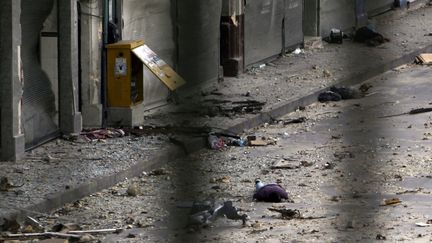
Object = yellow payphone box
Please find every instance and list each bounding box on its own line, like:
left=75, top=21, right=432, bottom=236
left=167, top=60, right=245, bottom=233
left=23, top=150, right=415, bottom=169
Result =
left=106, top=40, right=144, bottom=107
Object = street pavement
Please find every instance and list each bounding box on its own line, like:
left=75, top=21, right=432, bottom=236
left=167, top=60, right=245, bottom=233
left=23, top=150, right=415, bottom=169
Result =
left=29, top=64, right=432, bottom=242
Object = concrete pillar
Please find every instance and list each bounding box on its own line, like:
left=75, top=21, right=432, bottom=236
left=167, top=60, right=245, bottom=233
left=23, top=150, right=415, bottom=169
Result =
left=0, top=0, right=25, bottom=161
left=303, top=0, right=319, bottom=36
left=79, top=0, right=103, bottom=128
left=221, top=0, right=244, bottom=77
left=58, top=0, right=83, bottom=134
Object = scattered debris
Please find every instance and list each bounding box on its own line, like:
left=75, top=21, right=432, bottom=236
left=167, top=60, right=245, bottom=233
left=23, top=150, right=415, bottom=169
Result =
left=292, top=48, right=304, bottom=55
left=381, top=198, right=402, bottom=206
left=416, top=220, right=432, bottom=227
left=354, top=26, right=389, bottom=47
left=396, top=187, right=423, bottom=195
left=226, top=137, right=248, bottom=147
left=330, top=195, right=342, bottom=202
left=271, top=160, right=300, bottom=170
left=330, top=86, right=363, bottom=100
left=25, top=216, right=44, bottom=233
left=188, top=201, right=248, bottom=226
left=281, top=117, right=307, bottom=125
left=252, top=63, right=266, bottom=69
left=211, top=176, right=230, bottom=184
left=3, top=232, right=82, bottom=240
left=304, top=36, right=323, bottom=50
left=253, top=179, right=289, bottom=203
left=208, top=134, right=225, bottom=150
left=126, top=184, right=140, bottom=197
left=323, top=28, right=343, bottom=44
left=379, top=107, right=432, bottom=118
left=1, top=218, right=21, bottom=233
left=376, top=234, right=387, bottom=240
left=331, top=134, right=342, bottom=139
left=318, top=91, right=342, bottom=102
left=247, top=136, right=277, bottom=146
left=415, top=53, right=432, bottom=65
left=149, top=168, right=170, bottom=176
left=334, top=151, right=354, bottom=160
left=68, top=229, right=123, bottom=234
left=0, top=177, right=24, bottom=192
left=323, top=162, right=335, bottom=170
left=323, top=69, right=332, bottom=78
left=80, top=128, right=125, bottom=141
left=51, top=223, right=82, bottom=233
left=267, top=207, right=301, bottom=220
left=272, top=159, right=312, bottom=170
left=346, top=220, right=355, bottom=229
left=230, top=100, right=266, bottom=114
left=359, top=83, right=373, bottom=93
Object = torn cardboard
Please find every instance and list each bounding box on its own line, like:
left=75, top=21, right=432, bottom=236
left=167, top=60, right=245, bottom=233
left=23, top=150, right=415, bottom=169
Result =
left=415, top=53, right=432, bottom=65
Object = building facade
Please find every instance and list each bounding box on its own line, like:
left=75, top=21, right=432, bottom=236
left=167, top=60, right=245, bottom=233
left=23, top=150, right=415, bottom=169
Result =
left=0, top=0, right=412, bottom=161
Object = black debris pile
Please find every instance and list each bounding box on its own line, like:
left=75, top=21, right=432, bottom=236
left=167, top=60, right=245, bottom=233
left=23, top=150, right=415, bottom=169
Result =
left=318, top=91, right=342, bottom=103
left=201, top=99, right=266, bottom=117
left=318, top=85, right=366, bottom=103
left=354, top=26, right=389, bottom=47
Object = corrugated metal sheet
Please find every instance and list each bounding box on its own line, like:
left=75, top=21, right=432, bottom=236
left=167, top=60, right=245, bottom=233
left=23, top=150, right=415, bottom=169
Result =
left=122, top=0, right=173, bottom=109
left=366, top=0, right=394, bottom=16
left=320, top=0, right=356, bottom=37
left=177, top=0, right=222, bottom=86
left=21, top=0, right=59, bottom=148
left=284, top=0, right=303, bottom=50
left=245, top=0, right=284, bottom=67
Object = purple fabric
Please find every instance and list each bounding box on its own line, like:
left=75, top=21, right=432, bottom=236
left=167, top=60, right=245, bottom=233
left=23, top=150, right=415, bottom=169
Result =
left=253, top=184, right=289, bottom=202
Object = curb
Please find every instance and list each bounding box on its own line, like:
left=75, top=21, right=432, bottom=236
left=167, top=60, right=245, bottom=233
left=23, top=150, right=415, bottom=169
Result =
left=227, top=44, right=432, bottom=134
left=2, top=43, right=431, bottom=223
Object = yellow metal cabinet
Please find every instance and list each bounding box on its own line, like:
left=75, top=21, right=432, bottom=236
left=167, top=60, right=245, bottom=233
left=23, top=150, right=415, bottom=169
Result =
left=106, top=40, right=144, bottom=107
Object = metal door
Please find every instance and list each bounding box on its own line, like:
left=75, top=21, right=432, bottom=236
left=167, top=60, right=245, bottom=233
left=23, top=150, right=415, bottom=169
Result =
left=284, top=0, right=303, bottom=51
left=366, top=0, right=395, bottom=16
left=21, top=0, right=59, bottom=149
left=320, top=0, right=356, bottom=37
left=245, top=0, right=284, bottom=67
left=177, top=0, right=222, bottom=87
left=122, top=0, right=173, bottom=109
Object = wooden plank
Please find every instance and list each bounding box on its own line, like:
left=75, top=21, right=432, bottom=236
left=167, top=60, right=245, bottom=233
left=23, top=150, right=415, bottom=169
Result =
left=417, top=53, right=432, bottom=64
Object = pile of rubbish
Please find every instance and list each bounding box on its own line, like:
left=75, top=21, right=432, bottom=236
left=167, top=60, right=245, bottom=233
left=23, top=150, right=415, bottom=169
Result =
left=188, top=200, right=249, bottom=227
left=318, top=84, right=372, bottom=103
left=187, top=179, right=291, bottom=228
left=324, top=25, right=389, bottom=47
left=208, top=134, right=277, bottom=150
left=0, top=216, right=121, bottom=242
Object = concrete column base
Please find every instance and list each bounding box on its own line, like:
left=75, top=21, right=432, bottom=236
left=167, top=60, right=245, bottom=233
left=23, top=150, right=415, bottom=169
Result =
left=107, top=105, right=144, bottom=127
left=61, top=113, right=82, bottom=134
left=82, top=104, right=103, bottom=128
left=1, top=134, right=25, bottom=161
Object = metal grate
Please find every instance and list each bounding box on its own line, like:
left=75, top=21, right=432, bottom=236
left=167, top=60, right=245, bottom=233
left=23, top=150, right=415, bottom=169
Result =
left=21, top=0, right=59, bottom=149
